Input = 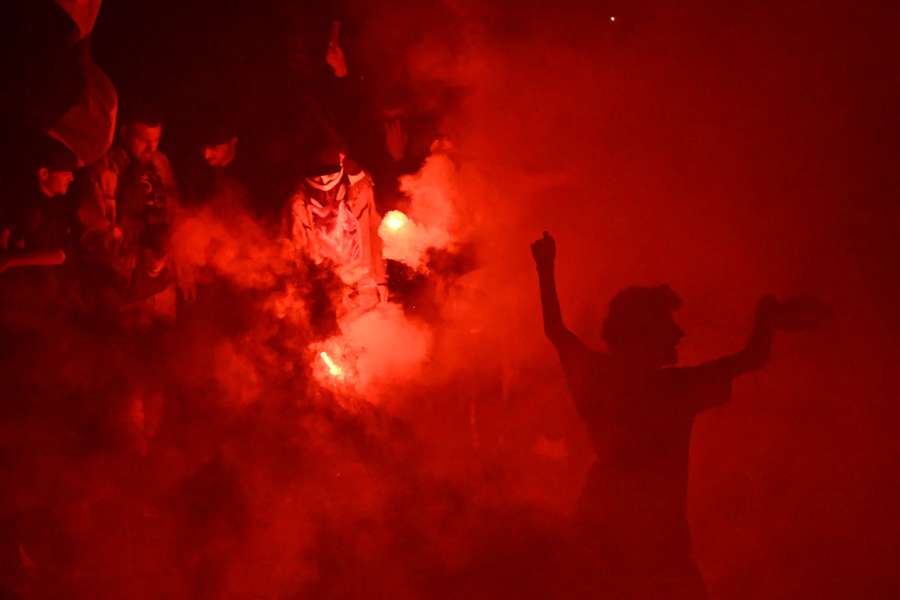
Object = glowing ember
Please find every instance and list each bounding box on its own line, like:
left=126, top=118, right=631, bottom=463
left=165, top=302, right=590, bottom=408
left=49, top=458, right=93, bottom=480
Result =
left=382, top=210, right=409, bottom=232
left=319, top=351, right=344, bottom=378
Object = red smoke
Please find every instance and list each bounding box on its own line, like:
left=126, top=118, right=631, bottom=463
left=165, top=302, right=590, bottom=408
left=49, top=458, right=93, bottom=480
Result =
left=2, top=1, right=898, bottom=598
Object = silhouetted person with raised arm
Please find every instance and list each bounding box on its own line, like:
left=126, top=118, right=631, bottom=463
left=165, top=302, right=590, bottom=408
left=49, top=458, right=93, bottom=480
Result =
left=531, top=231, right=827, bottom=599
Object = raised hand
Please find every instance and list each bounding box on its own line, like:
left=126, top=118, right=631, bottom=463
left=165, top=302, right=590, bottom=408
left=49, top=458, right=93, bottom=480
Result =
left=325, top=20, right=348, bottom=78
left=755, top=294, right=831, bottom=332
left=531, top=231, right=556, bottom=270
left=770, top=296, right=831, bottom=331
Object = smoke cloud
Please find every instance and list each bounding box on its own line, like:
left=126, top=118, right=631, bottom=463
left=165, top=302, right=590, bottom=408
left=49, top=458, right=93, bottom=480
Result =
left=2, top=1, right=898, bottom=598
left=354, top=0, right=900, bottom=597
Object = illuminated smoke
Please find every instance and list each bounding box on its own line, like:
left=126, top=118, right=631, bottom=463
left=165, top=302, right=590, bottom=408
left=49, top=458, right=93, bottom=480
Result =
left=378, top=210, right=451, bottom=270
left=168, top=200, right=433, bottom=408
left=383, top=210, right=409, bottom=232
left=213, top=339, right=263, bottom=406
left=378, top=149, right=459, bottom=270
left=310, top=337, right=356, bottom=387
left=310, top=302, right=432, bottom=402
left=400, top=148, right=459, bottom=232
left=169, top=206, right=292, bottom=289
left=6, top=2, right=895, bottom=597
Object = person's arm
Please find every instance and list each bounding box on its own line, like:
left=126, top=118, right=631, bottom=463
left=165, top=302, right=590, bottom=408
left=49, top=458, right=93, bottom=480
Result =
left=325, top=20, right=348, bottom=78
left=358, top=175, right=388, bottom=292
left=694, top=294, right=830, bottom=379
left=689, top=296, right=777, bottom=382
left=0, top=249, right=66, bottom=273
left=678, top=294, right=830, bottom=413
left=281, top=190, right=313, bottom=262
left=531, top=232, right=588, bottom=352
left=280, top=193, right=296, bottom=240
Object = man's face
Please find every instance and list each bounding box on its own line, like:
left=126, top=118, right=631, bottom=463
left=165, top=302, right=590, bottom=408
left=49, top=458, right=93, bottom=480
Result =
left=39, top=168, right=74, bottom=197
left=203, top=137, right=238, bottom=167
left=124, top=122, right=162, bottom=164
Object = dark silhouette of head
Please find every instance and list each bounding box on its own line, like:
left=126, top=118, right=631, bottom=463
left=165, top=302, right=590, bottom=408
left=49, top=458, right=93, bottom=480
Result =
left=198, top=116, right=239, bottom=168
left=301, top=132, right=348, bottom=190
left=31, top=136, right=77, bottom=197
left=602, top=285, right=685, bottom=368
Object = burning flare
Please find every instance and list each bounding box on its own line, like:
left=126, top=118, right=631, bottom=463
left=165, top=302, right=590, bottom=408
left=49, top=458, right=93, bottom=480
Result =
left=319, top=351, right=344, bottom=379
left=382, top=210, right=409, bottom=232
left=378, top=209, right=450, bottom=271
left=376, top=150, right=458, bottom=271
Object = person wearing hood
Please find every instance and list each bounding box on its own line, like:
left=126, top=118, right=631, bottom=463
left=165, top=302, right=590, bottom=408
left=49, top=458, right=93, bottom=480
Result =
left=282, top=140, right=386, bottom=314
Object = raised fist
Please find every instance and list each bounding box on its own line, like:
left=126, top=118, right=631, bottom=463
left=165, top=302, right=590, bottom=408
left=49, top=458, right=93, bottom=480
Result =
left=531, top=231, right=556, bottom=268
left=325, top=20, right=348, bottom=78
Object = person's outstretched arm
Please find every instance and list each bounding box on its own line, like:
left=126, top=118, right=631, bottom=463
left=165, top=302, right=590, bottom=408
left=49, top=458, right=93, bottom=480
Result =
left=725, top=296, right=778, bottom=375
left=0, top=249, right=66, bottom=274
left=531, top=232, right=588, bottom=352
left=696, top=295, right=830, bottom=379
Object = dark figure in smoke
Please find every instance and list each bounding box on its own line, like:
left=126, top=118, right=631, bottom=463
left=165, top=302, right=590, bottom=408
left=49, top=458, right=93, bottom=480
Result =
left=0, top=137, right=76, bottom=275
left=531, top=232, right=827, bottom=598
left=186, top=119, right=249, bottom=214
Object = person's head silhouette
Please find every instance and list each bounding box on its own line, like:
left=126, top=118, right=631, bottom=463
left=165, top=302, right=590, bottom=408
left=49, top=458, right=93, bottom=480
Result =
left=602, top=285, right=685, bottom=368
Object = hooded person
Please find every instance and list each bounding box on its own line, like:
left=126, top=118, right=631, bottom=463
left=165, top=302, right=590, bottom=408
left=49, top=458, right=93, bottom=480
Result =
left=184, top=117, right=249, bottom=215
left=282, top=140, right=387, bottom=314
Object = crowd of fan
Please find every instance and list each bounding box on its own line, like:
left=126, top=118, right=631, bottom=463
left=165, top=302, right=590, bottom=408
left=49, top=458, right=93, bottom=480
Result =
left=0, top=9, right=466, bottom=595
left=0, top=17, right=443, bottom=331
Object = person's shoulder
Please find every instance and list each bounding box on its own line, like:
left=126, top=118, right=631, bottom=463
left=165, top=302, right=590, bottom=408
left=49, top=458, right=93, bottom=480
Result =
left=104, top=146, right=130, bottom=172
left=289, top=184, right=310, bottom=204
left=560, top=339, right=607, bottom=368
left=152, top=149, right=172, bottom=165
left=151, top=151, right=174, bottom=180
left=656, top=365, right=694, bottom=386
left=585, top=347, right=610, bottom=363
left=345, top=158, right=373, bottom=189
left=287, top=188, right=313, bottom=225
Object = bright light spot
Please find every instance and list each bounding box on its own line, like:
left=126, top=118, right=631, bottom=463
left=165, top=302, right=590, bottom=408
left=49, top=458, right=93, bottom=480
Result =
left=610, top=16, right=616, bottom=22
left=319, top=351, right=344, bottom=378
left=382, top=210, right=409, bottom=232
